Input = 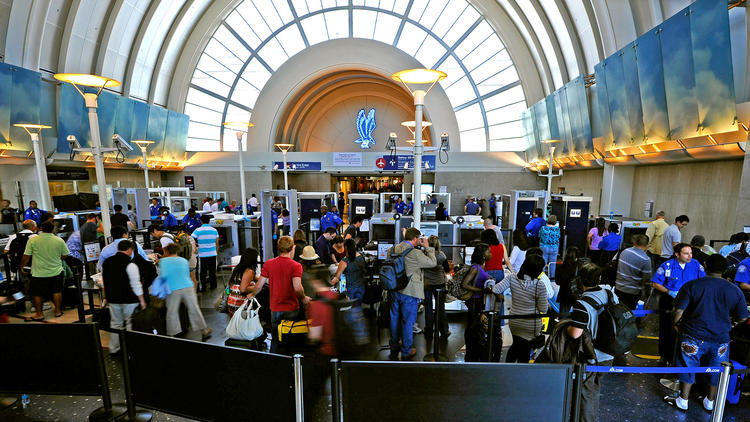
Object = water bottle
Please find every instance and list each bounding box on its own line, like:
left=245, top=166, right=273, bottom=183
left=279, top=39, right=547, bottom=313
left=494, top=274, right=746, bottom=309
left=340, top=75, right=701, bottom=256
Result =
left=21, top=394, right=30, bottom=408
left=340, top=274, right=346, bottom=293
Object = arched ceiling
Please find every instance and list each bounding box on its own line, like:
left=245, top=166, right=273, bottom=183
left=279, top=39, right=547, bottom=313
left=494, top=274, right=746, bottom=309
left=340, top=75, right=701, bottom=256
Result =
left=0, top=0, right=717, bottom=152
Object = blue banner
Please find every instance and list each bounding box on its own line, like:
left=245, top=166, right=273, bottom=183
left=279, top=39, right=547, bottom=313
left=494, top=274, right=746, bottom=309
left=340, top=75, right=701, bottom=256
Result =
left=273, top=161, right=322, bottom=171
left=379, top=155, right=436, bottom=170
left=163, top=111, right=189, bottom=162
left=0, top=64, right=11, bottom=146
left=690, top=0, right=737, bottom=134
left=594, top=62, right=614, bottom=151
left=661, top=9, right=699, bottom=140
left=568, top=76, right=592, bottom=155
left=636, top=27, right=670, bottom=144
left=604, top=54, right=630, bottom=149
left=622, top=42, right=644, bottom=146
left=553, top=88, right=572, bottom=156
left=9, top=66, right=41, bottom=151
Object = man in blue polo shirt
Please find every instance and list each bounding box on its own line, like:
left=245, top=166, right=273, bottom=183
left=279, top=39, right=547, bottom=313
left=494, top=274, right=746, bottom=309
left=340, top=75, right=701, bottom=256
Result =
left=23, top=200, right=47, bottom=225
left=404, top=198, right=414, bottom=215
left=525, top=208, right=546, bottom=245
left=149, top=198, right=161, bottom=220
left=191, top=214, right=219, bottom=292
left=393, top=197, right=406, bottom=214
left=181, top=208, right=202, bottom=233
left=652, top=242, right=705, bottom=365
left=319, top=205, right=342, bottom=233
left=464, top=197, right=481, bottom=215
left=160, top=207, right=179, bottom=230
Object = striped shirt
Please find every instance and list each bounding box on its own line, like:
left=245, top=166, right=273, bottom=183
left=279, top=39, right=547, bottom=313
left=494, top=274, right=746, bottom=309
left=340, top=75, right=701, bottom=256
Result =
left=614, top=247, right=653, bottom=295
left=191, top=224, right=219, bottom=258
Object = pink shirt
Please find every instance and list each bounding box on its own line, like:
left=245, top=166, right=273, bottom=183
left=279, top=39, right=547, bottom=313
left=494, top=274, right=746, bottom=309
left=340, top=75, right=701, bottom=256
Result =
left=589, top=228, right=608, bottom=250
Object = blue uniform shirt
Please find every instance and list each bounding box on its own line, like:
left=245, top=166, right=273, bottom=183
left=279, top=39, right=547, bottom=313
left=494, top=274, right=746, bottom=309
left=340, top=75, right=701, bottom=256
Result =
left=320, top=212, right=342, bottom=232
left=24, top=207, right=46, bottom=224
left=405, top=202, right=413, bottom=215
left=652, top=258, right=706, bottom=292
left=733, top=257, right=750, bottom=285
left=182, top=214, right=202, bottom=233
left=161, top=213, right=179, bottom=229
left=598, top=233, right=622, bottom=251
left=525, top=216, right=546, bottom=238
left=465, top=202, right=480, bottom=215
left=149, top=204, right=160, bottom=219
left=394, top=202, right=406, bottom=214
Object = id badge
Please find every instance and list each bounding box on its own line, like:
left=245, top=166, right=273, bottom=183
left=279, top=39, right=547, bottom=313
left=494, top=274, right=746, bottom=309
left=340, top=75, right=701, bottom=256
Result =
left=665, top=269, right=671, bottom=277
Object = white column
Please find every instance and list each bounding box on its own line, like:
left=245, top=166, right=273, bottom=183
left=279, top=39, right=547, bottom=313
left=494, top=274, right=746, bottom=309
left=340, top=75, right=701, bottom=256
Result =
left=237, top=132, right=248, bottom=216
left=600, top=163, right=635, bottom=216
left=30, top=133, right=52, bottom=211
left=413, top=90, right=425, bottom=229
left=85, top=93, right=112, bottom=240
left=282, top=150, right=289, bottom=190
left=141, top=148, right=150, bottom=189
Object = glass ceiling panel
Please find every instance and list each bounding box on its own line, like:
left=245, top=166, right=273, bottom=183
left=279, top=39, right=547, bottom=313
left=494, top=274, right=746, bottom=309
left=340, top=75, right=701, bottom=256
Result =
left=490, top=138, right=525, bottom=151
left=186, top=0, right=526, bottom=152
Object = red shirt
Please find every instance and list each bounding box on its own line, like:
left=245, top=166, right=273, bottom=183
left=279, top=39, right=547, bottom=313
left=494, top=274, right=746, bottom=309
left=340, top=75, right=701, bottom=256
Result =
left=260, top=256, right=303, bottom=312
left=310, top=290, right=339, bottom=356
left=486, top=243, right=505, bottom=271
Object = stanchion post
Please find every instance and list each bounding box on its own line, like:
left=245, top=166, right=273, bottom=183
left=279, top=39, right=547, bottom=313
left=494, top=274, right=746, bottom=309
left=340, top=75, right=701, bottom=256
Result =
left=331, top=359, right=342, bottom=422
left=487, top=311, right=496, bottom=362
left=293, top=354, right=304, bottom=422
left=88, top=325, right=126, bottom=422
left=571, top=364, right=584, bottom=422
left=75, top=269, right=85, bottom=323
left=711, top=361, right=733, bottom=422
left=424, top=288, right=448, bottom=362
left=117, top=330, right=153, bottom=421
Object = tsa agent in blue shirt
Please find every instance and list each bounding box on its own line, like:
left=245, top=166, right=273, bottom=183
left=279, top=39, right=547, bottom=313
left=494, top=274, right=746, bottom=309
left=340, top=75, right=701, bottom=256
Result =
left=149, top=198, right=161, bottom=219
left=320, top=206, right=343, bottom=232
left=404, top=199, right=414, bottom=215
left=733, top=256, right=750, bottom=292
left=525, top=208, right=546, bottom=238
left=182, top=208, right=202, bottom=233
left=598, top=233, right=622, bottom=251
left=24, top=201, right=47, bottom=224
left=464, top=198, right=480, bottom=215
left=160, top=207, right=179, bottom=230
left=393, top=198, right=406, bottom=214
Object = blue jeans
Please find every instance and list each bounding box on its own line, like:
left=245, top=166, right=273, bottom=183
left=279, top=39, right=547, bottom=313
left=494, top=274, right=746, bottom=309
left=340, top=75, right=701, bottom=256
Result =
left=541, top=245, right=558, bottom=279
left=271, top=309, right=300, bottom=354
left=487, top=270, right=506, bottom=326
left=389, top=292, right=420, bottom=355
left=347, top=283, right=365, bottom=302
left=677, top=335, right=729, bottom=385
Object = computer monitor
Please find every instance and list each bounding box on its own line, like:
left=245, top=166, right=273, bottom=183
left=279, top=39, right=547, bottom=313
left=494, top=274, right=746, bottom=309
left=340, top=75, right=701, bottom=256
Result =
left=372, top=224, right=395, bottom=241
left=421, top=225, right=438, bottom=238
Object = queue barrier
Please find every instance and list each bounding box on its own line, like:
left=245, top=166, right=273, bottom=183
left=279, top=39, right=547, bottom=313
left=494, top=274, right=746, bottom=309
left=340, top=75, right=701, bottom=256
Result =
left=121, top=330, right=302, bottom=422
left=585, top=363, right=733, bottom=422
left=0, top=323, right=125, bottom=421
left=331, top=360, right=577, bottom=422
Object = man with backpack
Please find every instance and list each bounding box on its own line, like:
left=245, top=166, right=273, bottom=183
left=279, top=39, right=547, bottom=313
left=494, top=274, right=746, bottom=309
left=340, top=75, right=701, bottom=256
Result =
left=191, top=215, right=219, bottom=291
left=663, top=254, right=748, bottom=412
left=4, top=220, right=37, bottom=272
left=566, top=263, right=621, bottom=422
left=614, top=234, right=653, bottom=310
left=387, top=227, right=436, bottom=360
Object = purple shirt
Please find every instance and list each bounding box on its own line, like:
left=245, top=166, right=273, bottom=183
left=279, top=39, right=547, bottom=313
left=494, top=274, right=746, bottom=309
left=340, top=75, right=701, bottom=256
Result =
left=589, top=228, right=608, bottom=250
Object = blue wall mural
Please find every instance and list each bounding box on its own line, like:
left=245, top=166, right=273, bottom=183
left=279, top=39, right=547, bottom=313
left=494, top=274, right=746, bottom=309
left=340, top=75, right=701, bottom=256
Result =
left=635, top=27, right=670, bottom=144
left=0, top=63, right=42, bottom=151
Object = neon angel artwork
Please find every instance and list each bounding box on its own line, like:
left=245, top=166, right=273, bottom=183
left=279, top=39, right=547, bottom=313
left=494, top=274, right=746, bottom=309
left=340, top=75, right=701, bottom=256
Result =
left=354, top=108, right=376, bottom=149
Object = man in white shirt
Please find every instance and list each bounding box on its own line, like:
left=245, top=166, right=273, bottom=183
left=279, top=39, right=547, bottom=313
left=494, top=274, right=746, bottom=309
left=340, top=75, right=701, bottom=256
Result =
left=248, top=194, right=259, bottom=213
left=3, top=219, right=37, bottom=253
left=202, top=198, right=212, bottom=212
left=148, top=224, right=174, bottom=249
left=210, top=200, right=219, bottom=213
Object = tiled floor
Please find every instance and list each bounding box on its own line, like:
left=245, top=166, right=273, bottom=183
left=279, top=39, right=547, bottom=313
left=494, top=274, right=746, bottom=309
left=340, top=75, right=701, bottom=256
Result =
left=2, top=285, right=749, bottom=421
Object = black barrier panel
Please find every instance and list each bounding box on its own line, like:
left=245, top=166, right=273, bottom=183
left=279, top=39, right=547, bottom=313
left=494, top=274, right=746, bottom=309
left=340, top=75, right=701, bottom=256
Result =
left=124, top=331, right=295, bottom=421
left=340, top=361, right=574, bottom=422
left=0, top=323, right=105, bottom=395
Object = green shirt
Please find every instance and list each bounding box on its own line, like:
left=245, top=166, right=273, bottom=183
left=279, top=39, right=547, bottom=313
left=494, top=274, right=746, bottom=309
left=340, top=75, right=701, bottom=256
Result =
left=24, top=233, right=69, bottom=277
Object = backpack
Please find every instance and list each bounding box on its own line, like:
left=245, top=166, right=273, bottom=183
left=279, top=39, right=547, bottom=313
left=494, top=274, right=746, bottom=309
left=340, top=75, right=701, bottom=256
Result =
left=446, top=265, right=474, bottom=301
left=320, top=295, right=370, bottom=359
left=9, top=233, right=31, bottom=272
left=601, top=249, right=623, bottom=286
left=582, top=289, right=638, bottom=356
left=536, top=319, right=596, bottom=364
left=174, top=232, right=193, bottom=262
left=725, top=248, right=750, bottom=281
left=379, top=246, right=415, bottom=291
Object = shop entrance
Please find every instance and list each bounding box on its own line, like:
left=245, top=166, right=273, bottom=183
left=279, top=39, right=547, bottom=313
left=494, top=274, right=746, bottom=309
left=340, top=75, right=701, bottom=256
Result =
left=334, top=175, right=404, bottom=195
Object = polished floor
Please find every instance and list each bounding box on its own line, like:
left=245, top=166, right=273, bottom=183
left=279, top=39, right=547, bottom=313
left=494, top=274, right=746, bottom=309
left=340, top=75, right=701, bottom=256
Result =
left=2, top=282, right=750, bottom=421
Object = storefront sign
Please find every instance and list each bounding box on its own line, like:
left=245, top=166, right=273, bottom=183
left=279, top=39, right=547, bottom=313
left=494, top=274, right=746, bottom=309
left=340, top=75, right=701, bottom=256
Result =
left=333, top=152, right=362, bottom=166
left=272, top=161, right=322, bottom=171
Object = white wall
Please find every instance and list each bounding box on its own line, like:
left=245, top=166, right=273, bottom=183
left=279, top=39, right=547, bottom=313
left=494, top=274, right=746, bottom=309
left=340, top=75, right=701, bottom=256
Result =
left=0, top=163, right=43, bottom=209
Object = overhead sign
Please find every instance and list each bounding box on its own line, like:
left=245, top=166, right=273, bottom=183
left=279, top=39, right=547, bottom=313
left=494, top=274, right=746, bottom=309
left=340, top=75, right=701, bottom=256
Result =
left=377, top=155, right=436, bottom=171
left=354, top=108, right=376, bottom=149
left=47, top=169, right=90, bottom=181
left=333, top=152, right=362, bottom=166
left=273, top=161, right=322, bottom=171
left=184, top=176, right=195, bottom=190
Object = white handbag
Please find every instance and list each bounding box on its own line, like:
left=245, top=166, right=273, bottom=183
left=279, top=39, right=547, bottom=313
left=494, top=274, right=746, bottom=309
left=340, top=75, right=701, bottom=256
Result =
left=225, top=298, right=264, bottom=341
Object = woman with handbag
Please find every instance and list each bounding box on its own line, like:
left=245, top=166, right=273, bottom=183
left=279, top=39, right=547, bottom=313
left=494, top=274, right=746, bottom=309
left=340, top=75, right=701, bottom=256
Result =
left=461, top=243, right=492, bottom=362
left=226, top=248, right=260, bottom=317
left=492, top=255, right=549, bottom=363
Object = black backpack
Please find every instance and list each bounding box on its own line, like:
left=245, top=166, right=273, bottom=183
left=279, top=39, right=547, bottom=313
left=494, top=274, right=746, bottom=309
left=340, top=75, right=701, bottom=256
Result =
left=9, top=233, right=32, bottom=272
left=536, top=319, right=596, bottom=364
left=582, top=290, right=638, bottom=356
left=601, top=249, right=623, bottom=286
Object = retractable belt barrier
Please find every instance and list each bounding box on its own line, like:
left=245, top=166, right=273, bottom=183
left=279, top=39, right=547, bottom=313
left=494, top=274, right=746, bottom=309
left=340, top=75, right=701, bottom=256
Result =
left=584, top=362, right=734, bottom=422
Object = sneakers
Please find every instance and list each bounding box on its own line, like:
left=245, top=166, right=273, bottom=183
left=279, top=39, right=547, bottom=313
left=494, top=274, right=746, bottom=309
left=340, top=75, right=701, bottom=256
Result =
left=413, top=323, right=422, bottom=334
left=201, top=328, right=213, bottom=340
left=663, top=395, right=688, bottom=411
left=702, top=397, right=714, bottom=411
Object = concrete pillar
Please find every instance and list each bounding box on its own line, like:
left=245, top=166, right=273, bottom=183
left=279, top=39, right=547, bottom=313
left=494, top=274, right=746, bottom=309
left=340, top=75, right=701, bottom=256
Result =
left=599, top=163, right=634, bottom=216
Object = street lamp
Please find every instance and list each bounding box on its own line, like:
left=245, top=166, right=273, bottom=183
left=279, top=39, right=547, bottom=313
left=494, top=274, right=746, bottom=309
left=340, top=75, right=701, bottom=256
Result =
left=539, top=139, right=562, bottom=215
left=223, top=122, right=255, bottom=217
left=13, top=124, right=52, bottom=211
left=53, top=73, right=121, bottom=240
left=274, top=143, right=294, bottom=190
left=392, top=68, right=446, bottom=229
left=132, top=140, right=154, bottom=189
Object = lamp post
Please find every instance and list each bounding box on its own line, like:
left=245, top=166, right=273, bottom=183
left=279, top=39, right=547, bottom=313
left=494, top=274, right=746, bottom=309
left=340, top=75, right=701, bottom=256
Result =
left=13, top=124, right=52, bottom=212
left=539, top=139, right=562, bottom=215
left=132, top=140, right=154, bottom=189
left=275, top=143, right=294, bottom=190
left=392, top=69, right=446, bottom=229
left=224, top=122, right=254, bottom=217
left=54, top=73, right=121, bottom=241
